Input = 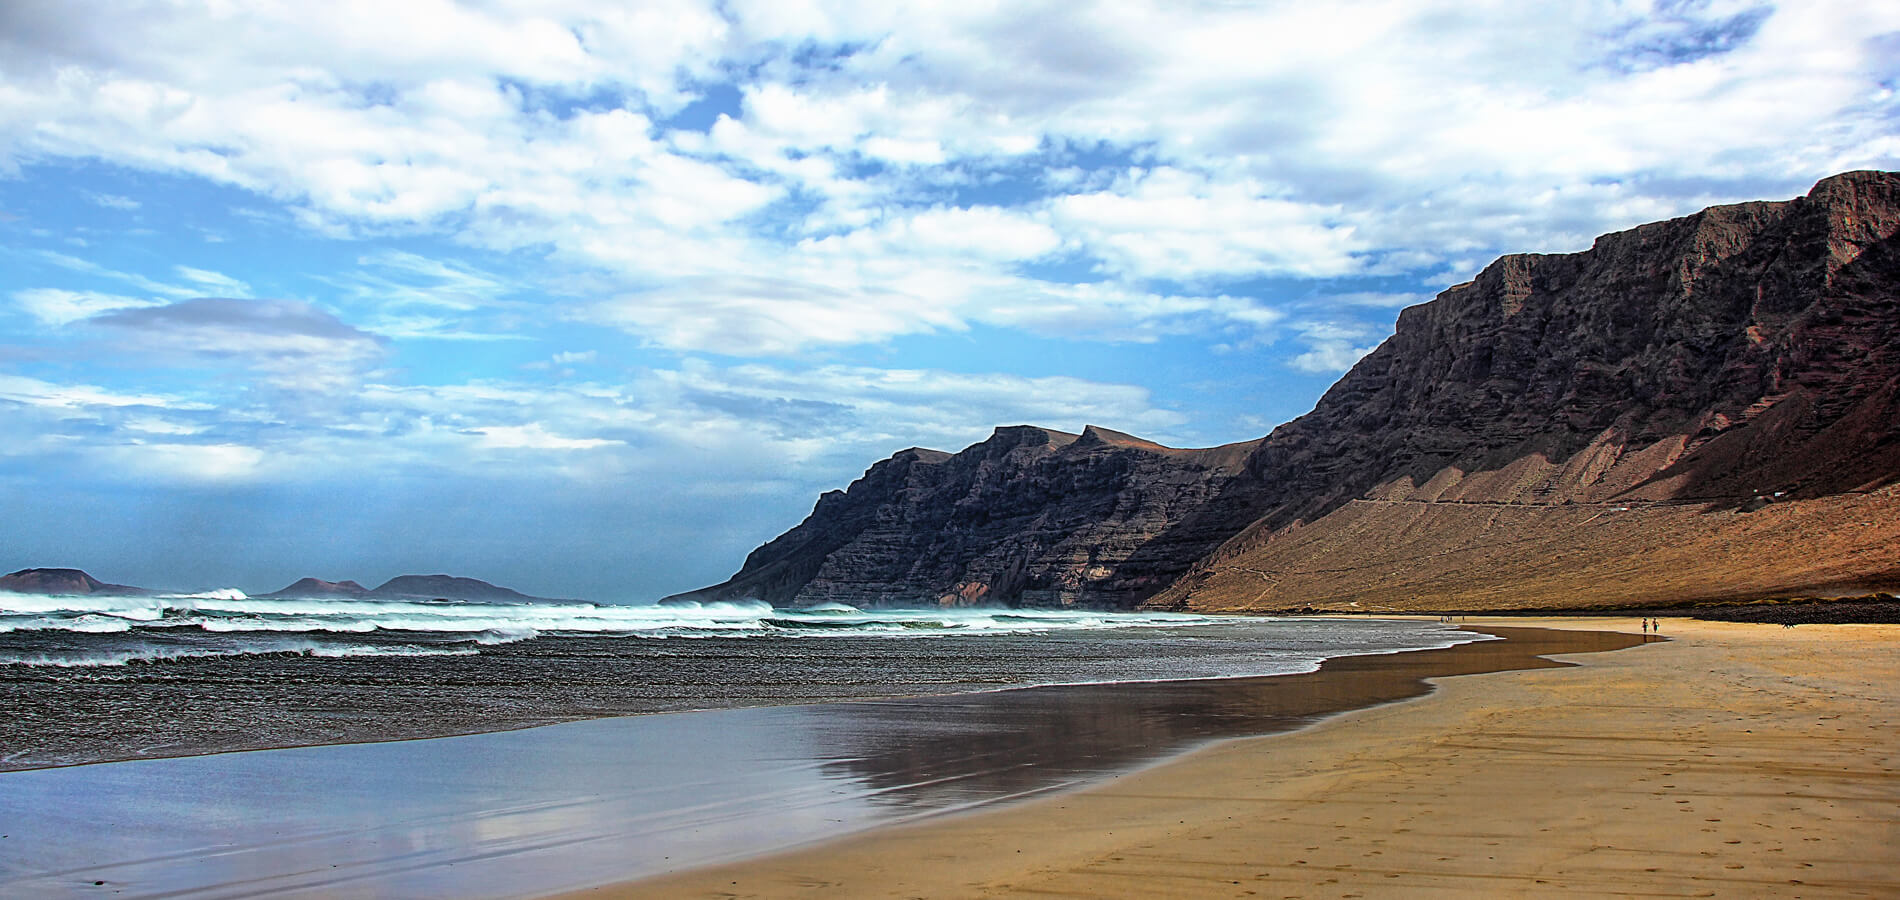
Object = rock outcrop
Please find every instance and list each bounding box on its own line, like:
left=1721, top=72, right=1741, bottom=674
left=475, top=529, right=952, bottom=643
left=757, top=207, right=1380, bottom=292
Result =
left=676, top=171, right=1900, bottom=611
left=668, top=426, right=1261, bottom=608
left=0, top=568, right=148, bottom=596
left=1156, top=169, right=1900, bottom=611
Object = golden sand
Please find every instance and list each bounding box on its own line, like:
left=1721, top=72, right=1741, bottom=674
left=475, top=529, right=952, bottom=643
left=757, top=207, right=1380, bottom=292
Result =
left=557, top=619, right=1899, bottom=898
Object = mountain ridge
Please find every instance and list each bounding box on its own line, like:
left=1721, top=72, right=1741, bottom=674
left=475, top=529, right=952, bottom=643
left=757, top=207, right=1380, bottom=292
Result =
left=674, top=170, right=1900, bottom=612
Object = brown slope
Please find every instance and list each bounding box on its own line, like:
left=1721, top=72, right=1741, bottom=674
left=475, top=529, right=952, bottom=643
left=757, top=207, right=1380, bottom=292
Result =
left=1154, top=170, right=1900, bottom=611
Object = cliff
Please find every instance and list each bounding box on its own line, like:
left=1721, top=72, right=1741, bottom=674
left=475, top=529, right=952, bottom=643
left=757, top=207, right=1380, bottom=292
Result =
left=676, top=171, right=1900, bottom=611
left=667, top=426, right=1262, bottom=608
left=1160, top=169, right=1900, bottom=611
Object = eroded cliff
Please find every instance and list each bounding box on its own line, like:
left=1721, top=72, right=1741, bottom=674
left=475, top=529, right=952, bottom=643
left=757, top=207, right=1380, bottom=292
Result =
left=677, top=171, right=1900, bottom=611
left=668, top=426, right=1261, bottom=608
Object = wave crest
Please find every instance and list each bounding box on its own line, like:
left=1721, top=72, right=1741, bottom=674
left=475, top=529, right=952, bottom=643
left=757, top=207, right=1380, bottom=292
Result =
left=1, top=592, right=1237, bottom=665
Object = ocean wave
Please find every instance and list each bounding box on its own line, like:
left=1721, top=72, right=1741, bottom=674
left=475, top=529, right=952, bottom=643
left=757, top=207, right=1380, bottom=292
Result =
left=159, top=588, right=251, bottom=601
left=0, top=591, right=1241, bottom=664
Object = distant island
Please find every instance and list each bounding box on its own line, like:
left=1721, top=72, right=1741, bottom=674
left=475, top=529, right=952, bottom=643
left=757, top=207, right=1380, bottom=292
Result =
left=0, top=568, right=560, bottom=603
left=671, top=170, right=1900, bottom=614
left=260, top=574, right=561, bottom=602
left=0, top=568, right=151, bottom=597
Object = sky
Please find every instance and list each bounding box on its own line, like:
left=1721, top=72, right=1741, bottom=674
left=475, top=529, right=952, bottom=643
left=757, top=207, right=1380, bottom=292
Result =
left=1, top=1, right=1896, bottom=600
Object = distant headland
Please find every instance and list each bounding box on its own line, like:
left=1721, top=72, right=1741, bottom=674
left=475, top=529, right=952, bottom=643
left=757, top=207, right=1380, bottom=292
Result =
left=0, top=568, right=560, bottom=603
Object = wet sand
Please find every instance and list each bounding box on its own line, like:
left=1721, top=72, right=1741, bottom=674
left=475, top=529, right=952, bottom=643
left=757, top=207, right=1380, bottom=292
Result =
left=562, top=619, right=1900, bottom=898
left=0, top=624, right=1637, bottom=898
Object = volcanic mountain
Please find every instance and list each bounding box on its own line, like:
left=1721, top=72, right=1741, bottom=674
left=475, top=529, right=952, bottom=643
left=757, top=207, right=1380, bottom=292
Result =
left=0, top=568, right=149, bottom=596
left=672, top=171, right=1900, bottom=612
left=258, top=578, right=371, bottom=599
left=262, top=574, right=556, bottom=602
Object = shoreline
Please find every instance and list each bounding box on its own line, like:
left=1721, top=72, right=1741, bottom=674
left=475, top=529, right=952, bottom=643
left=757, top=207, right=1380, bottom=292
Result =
left=0, top=615, right=1478, bottom=773
left=555, top=617, right=1900, bottom=899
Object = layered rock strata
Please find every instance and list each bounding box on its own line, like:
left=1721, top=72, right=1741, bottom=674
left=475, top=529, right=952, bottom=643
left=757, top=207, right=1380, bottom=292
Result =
left=668, top=426, right=1261, bottom=608
left=677, top=171, right=1900, bottom=611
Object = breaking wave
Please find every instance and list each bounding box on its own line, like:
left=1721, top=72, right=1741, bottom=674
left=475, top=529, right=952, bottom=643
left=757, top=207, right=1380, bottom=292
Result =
left=0, top=590, right=1236, bottom=666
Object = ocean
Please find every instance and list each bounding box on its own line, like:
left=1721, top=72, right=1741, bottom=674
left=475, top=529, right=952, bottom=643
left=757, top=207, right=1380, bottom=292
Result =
left=0, top=589, right=1481, bottom=770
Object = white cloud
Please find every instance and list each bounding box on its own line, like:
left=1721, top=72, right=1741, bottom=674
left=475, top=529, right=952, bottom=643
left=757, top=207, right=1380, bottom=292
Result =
left=1, top=0, right=1894, bottom=373
left=83, top=191, right=140, bottom=210
left=1287, top=321, right=1386, bottom=374
left=1051, top=167, right=1365, bottom=280
left=0, top=374, right=187, bottom=410
left=468, top=424, right=620, bottom=451
left=174, top=266, right=251, bottom=297
left=11, top=288, right=164, bottom=325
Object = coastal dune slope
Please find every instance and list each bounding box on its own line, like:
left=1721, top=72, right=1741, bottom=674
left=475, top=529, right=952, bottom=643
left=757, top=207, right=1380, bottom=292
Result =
left=675, top=171, right=1900, bottom=611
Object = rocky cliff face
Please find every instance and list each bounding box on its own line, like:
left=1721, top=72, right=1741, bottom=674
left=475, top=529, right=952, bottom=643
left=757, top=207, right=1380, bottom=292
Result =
left=677, top=171, right=1900, bottom=611
left=1158, top=169, right=1900, bottom=610
left=668, top=426, right=1261, bottom=608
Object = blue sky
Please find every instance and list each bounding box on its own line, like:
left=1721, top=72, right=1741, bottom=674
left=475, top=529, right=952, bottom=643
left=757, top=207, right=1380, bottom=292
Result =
left=2, top=0, right=1896, bottom=599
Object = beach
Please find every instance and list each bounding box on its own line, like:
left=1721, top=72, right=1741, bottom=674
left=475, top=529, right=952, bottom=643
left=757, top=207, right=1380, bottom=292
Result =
left=562, top=618, right=1899, bottom=898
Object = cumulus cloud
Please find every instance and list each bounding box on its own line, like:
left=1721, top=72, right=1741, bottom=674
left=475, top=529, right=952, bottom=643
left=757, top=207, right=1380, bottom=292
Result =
left=4, top=0, right=1892, bottom=368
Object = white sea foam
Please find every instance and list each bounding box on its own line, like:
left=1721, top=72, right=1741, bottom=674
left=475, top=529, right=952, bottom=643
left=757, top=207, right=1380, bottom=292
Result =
left=161, top=588, right=251, bottom=601
left=0, top=638, right=481, bottom=667
left=0, top=590, right=1240, bottom=665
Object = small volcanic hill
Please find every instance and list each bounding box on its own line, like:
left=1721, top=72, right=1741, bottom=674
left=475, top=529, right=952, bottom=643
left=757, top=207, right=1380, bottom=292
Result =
left=676, top=171, right=1900, bottom=612
left=263, top=574, right=554, bottom=602
left=259, top=578, right=371, bottom=599
left=0, top=568, right=148, bottom=596
left=368, top=574, right=547, bottom=602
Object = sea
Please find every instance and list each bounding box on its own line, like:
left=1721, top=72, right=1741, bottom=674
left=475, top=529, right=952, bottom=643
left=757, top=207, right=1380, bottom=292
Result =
left=0, top=589, right=1498, bottom=897
left=0, top=589, right=1482, bottom=769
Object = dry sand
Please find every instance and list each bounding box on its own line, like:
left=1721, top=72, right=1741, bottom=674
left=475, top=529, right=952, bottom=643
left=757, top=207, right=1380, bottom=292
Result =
left=556, top=618, right=1899, bottom=898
